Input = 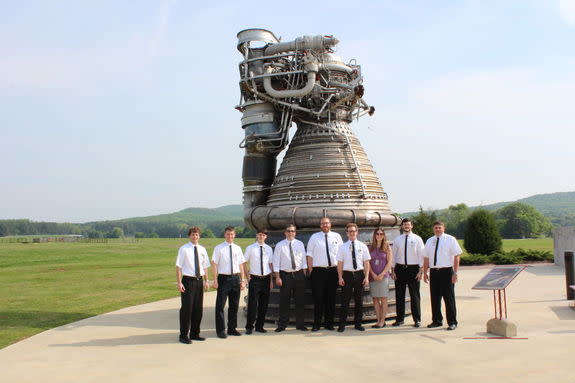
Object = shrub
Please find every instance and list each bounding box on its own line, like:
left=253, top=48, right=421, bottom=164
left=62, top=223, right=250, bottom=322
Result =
left=464, top=209, right=502, bottom=255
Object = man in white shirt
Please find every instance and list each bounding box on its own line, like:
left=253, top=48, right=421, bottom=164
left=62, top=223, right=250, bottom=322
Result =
left=391, top=218, right=425, bottom=327
left=337, top=223, right=371, bottom=332
left=307, top=217, right=343, bottom=332
left=273, top=224, right=309, bottom=332
left=175, top=226, right=210, bottom=344
left=212, top=226, right=247, bottom=338
left=423, top=221, right=462, bottom=331
left=244, top=228, right=274, bottom=334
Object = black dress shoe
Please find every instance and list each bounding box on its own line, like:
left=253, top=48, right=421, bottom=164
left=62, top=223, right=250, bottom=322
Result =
left=354, top=325, right=365, bottom=332
left=227, top=329, right=242, bottom=336
left=392, top=321, right=404, bottom=327
left=413, top=322, right=421, bottom=328
left=217, top=332, right=227, bottom=339
left=324, top=325, right=335, bottom=331
left=245, top=328, right=253, bottom=335
left=427, top=322, right=442, bottom=328
left=447, top=324, right=457, bottom=331
left=275, top=327, right=286, bottom=333
left=296, top=326, right=308, bottom=332
left=178, top=336, right=191, bottom=344
left=190, top=336, right=205, bottom=341
left=311, top=326, right=321, bottom=332
left=255, top=328, right=267, bottom=333
left=337, top=326, right=345, bottom=332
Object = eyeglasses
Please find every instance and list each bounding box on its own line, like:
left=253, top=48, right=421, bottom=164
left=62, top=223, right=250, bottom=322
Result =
left=285, top=230, right=296, bottom=233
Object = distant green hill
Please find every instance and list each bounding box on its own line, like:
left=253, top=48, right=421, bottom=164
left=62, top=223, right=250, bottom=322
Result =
left=89, top=205, right=244, bottom=225
left=401, top=191, right=575, bottom=227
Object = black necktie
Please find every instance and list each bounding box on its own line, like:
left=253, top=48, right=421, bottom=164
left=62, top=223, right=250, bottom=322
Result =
left=260, top=245, right=264, bottom=275
left=404, top=234, right=408, bottom=265
left=194, top=246, right=200, bottom=278
left=434, top=237, right=440, bottom=267
left=325, top=233, right=332, bottom=267
left=289, top=242, right=296, bottom=270
left=352, top=241, right=357, bottom=270
left=229, top=245, right=234, bottom=274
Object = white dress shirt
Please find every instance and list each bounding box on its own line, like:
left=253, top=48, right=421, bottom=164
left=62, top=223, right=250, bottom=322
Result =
left=273, top=239, right=308, bottom=272
left=212, top=242, right=245, bottom=274
left=175, top=242, right=210, bottom=277
left=424, top=234, right=463, bottom=268
left=245, top=242, right=274, bottom=276
left=392, top=233, right=425, bottom=267
left=307, top=231, right=343, bottom=267
left=336, top=240, right=371, bottom=271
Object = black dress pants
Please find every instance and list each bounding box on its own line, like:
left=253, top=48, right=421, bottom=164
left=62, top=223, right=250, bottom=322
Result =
left=215, top=274, right=240, bottom=334
left=311, top=267, right=338, bottom=328
left=246, top=274, right=271, bottom=330
left=278, top=270, right=305, bottom=328
left=394, top=265, right=421, bottom=323
left=429, top=267, right=457, bottom=326
left=339, top=271, right=364, bottom=326
left=179, top=276, right=204, bottom=338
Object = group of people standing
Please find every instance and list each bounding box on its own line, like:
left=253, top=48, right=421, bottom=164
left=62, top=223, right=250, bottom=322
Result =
left=175, top=218, right=462, bottom=344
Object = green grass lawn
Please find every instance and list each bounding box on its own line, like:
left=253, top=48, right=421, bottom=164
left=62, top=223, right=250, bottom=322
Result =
left=0, top=238, right=252, bottom=349
left=456, top=237, right=553, bottom=254
left=0, top=237, right=553, bottom=349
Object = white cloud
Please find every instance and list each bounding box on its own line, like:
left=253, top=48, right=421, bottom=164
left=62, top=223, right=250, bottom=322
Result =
left=148, top=0, right=178, bottom=57
left=559, top=0, right=575, bottom=24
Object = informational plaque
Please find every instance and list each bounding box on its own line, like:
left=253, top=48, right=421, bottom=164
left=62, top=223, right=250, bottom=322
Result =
left=472, top=266, right=527, bottom=290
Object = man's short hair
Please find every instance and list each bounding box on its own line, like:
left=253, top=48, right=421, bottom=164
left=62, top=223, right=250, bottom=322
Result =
left=401, top=218, right=413, bottom=225
left=188, top=226, right=201, bottom=236
left=257, top=228, right=268, bottom=235
left=346, top=222, right=358, bottom=231
left=224, top=226, right=236, bottom=233
left=285, top=224, right=296, bottom=231
left=433, top=220, right=445, bottom=227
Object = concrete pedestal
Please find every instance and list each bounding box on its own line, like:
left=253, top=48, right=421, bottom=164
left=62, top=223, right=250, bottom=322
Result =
left=487, top=318, right=517, bottom=337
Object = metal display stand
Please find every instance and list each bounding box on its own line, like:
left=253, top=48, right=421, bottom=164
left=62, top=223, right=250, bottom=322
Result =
left=472, top=265, right=528, bottom=336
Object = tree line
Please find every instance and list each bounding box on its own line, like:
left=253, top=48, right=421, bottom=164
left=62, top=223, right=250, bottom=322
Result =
left=0, top=219, right=255, bottom=239
left=0, top=202, right=552, bottom=241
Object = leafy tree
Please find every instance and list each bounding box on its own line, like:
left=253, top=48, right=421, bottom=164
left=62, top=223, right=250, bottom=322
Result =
left=464, top=209, right=502, bottom=255
left=410, top=206, right=437, bottom=241
left=496, top=203, right=553, bottom=238
left=438, top=203, right=470, bottom=238
left=108, top=227, right=124, bottom=238
left=202, top=228, right=216, bottom=238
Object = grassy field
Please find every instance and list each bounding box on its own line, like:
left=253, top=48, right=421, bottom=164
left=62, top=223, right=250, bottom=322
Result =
left=0, top=238, right=252, bottom=349
left=0, top=237, right=553, bottom=349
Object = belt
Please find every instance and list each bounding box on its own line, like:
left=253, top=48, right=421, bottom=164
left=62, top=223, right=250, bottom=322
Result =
left=183, top=275, right=203, bottom=280
left=343, top=270, right=364, bottom=273
left=219, top=273, right=240, bottom=277
left=250, top=274, right=271, bottom=279
left=430, top=267, right=452, bottom=271
left=395, top=264, right=419, bottom=268
left=280, top=270, right=303, bottom=274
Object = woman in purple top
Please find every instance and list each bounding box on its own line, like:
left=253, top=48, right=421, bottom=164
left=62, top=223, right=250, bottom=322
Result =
left=369, top=227, right=393, bottom=328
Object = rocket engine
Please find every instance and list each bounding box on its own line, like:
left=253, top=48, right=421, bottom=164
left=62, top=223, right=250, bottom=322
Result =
left=236, top=29, right=400, bottom=240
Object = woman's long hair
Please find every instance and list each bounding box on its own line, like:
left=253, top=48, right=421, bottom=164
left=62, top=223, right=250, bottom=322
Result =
left=369, top=227, right=390, bottom=253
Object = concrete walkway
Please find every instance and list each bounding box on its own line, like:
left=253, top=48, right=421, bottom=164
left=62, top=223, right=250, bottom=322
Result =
left=1, top=265, right=573, bottom=383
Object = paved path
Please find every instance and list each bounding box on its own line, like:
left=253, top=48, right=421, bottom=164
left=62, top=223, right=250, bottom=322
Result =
left=1, top=265, right=573, bottom=383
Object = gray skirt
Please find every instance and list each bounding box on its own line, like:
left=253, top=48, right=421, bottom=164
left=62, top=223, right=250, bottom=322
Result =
left=369, top=276, right=390, bottom=298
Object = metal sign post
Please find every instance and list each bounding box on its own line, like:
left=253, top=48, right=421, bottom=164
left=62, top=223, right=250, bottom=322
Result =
left=472, top=265, right=528, bottom=337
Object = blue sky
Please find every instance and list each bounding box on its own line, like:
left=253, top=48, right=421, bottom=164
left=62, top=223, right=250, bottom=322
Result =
left=1, top=0, right=574, bottom=222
